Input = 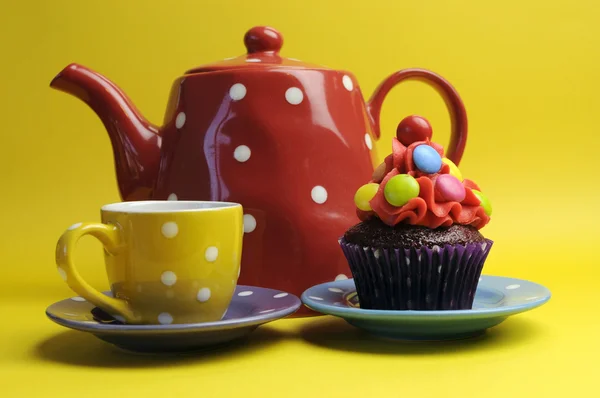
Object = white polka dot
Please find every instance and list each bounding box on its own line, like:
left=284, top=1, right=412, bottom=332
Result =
left=197, top=287, right=211, bottom=302
left=328, top=288, right=343, bottom=293
left=335, top=274, right=348, bottom=281
left=505, top=284, right=521, bottom=290
left=243, top=214, right=257, bottom=233
left=259, top=309, right=275, bottom=314
left=365, top=134, right=373, bottom=150
left=405, top=257, right=411, bottom=265
left=342, top=75, right=354, bottom=91
left=229, top=83, right=247, bottom=101
left=246, top=58, right=261, bottom=63
left=166, top=289, right=175, bottom=299
left=67, top=222, right=82, bottom=231
left=161, top=271, right=177, bottom=286
left=374, top=249, right=381, bottom=259
left=114, top=315, right=126, bottom=323
left=161, top=222, right=178, bottom=238
left=526, top=296, right=538, bottom=301
left=205, top=246, right=218, bottom=262
left=234, top=145, right=251, bottom=162
left=238, top=290, right=253, bottom=297
left=432, top=245, right=441, bottom=253
left=285, top=87, right=304, bottom=105
left=311, top=185, right=328, bottom=204
left=71, top=296, right=86, bottom=302
left=167, top=193, right=178, bottom=201
left=482, top=242, right=488, bottom=250
left=158, top=312, right=173, bottom=325
left=57, top=267, right=67, bottom=281
left=273, top=292, right=288, bottom=298
left=309, top=296, right=324, bottom=301
left=438, top=265, right=442, bottom=273
left=223, top=56, right=236, bottom=61
left=287, top=58, right=302, bottom=61
left=175, top=112, right=186, bottom=129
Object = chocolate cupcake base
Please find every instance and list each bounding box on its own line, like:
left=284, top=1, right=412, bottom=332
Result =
left=339, top=237, right=493, bottom=311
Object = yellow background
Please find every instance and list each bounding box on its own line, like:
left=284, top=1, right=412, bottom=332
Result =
left=1, top=0, right=599, bottom=396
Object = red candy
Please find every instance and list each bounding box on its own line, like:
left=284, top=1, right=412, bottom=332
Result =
left=396, top=115, right=433, bottom=146
left=434, top=174, right=466, bottom=202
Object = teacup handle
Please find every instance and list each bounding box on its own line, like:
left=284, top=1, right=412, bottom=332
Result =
left=366, top=68, right=468, bottom=165
left=55, top=223, right=136, bottom=323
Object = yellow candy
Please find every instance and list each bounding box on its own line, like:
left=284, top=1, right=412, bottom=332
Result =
left=354, top=183, right=380, bottom=211
left=442, top=158, right=463, bottom=181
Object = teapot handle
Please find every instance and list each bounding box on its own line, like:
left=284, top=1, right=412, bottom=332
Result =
left=366, top=68, right=467, bottom=165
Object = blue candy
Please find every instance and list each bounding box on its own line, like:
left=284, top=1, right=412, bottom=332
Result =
left=413, top=145, right=442, bottom=174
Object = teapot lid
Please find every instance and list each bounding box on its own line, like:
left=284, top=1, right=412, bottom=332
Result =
left=184, top=26, right=325, bottom=74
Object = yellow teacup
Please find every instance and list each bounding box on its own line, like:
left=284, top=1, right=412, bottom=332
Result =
left=55, top=201, right=243, bottom=325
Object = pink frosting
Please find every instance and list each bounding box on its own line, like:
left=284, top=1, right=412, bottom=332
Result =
left=357, top=137, right=490, bottom=230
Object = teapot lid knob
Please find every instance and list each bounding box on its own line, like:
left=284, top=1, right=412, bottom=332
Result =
left=244, top=26, right=283, bottom=54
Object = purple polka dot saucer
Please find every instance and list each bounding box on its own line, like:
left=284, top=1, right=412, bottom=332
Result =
left=46, top=285, right=300, bottom=353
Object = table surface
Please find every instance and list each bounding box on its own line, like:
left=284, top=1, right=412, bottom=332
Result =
left=2, top=263, right=598, bottom=398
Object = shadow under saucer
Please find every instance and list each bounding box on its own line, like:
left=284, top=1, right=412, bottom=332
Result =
left=299, top=316, right=546, bottom=355
left=33, top=325, right=290, bottom=368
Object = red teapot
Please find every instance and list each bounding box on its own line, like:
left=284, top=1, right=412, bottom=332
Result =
left=50, top=26, right=468, bottom=316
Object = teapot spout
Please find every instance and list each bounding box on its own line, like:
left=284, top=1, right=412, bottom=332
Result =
left=50, top=63, right=161, bottom=201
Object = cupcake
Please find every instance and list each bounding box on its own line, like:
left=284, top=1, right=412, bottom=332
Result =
left=340, top=115, right=493, bottom=311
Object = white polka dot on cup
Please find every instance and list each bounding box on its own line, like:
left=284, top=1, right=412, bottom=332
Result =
left=311, top=186, right=328, bottom=204
left=364, top=133, right=373, bottom=150
left=229, top=83, right=247, bottom=101
left=335, top=274, right=348, bottom=281
left=309, top=296, right=324, bottom=301
left=175, top=112, right=186, bottom=129
left=342, top=75, right=354, bottom=91
left=238, top=291, right=253, bottom=297
left=160, top=271, right=177, bottom=286
left=197, top=287, right=211, bottom=302
left=234, top=145, right=251, bottom=162
left=158, top=313, right=173, bottom=325
left=274, top=292, right=288, bottom=298
left=328, top=288, right=343, bottom=293
left=505, top=284, right=521, bottom=290
left=167, top=193, right=178, bottom=201
left=161, top=222, right=178, bottom=238
left=67, top=222, right=82, bottom=231
left=205, top=246, right=218, bottom=262
left=243, top=214, right=257, bottom=233
left=285, top=87, right=303, bottom=105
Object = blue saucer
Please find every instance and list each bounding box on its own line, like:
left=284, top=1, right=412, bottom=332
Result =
left=46, top=285, right=301, bottom=353
left=301, top=275, right=551, bottom=340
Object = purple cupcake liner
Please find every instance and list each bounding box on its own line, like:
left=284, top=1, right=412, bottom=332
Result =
left=339, top=238, right=493, bottom=311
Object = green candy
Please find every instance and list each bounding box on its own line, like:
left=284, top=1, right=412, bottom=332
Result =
left=384, top=174, right=420, bottom=207
left=472, top=189, right=492, bottom=216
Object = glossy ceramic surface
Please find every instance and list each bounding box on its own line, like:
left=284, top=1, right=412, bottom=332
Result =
left=55, top=201, right=243, bottom=325
left=301, top=275, right=551, bottom=340
left=46, top=285, right=301, bottom=353
left=49, top=25, right=469, bottom=315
